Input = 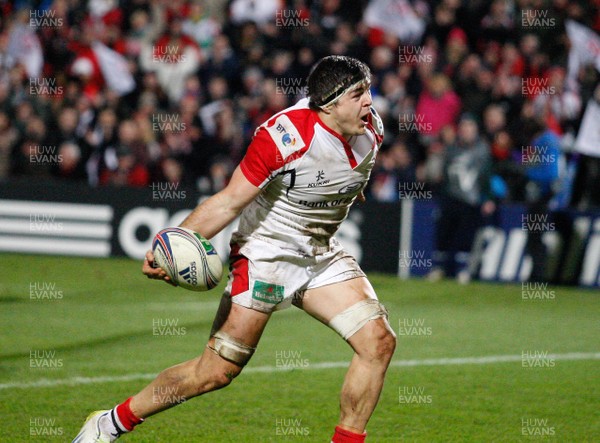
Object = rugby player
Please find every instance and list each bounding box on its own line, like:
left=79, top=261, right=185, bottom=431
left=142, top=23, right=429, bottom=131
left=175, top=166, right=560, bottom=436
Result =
left=73, top=55, right=396, bottom=443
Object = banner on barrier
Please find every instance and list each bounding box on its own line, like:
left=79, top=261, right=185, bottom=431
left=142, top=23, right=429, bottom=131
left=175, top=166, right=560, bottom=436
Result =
left=1, top=180, right=598, bottom=286
left=403, top=200, right=600, bottom=287
left=0, top=180, right=400, bottom=273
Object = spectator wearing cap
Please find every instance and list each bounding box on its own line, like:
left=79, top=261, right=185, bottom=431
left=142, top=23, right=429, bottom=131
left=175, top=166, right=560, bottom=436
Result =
left=440, top=27, right=469, bottom=79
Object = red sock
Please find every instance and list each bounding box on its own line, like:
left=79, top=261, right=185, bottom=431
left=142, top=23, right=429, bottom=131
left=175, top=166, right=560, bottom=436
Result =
left=331, top=425, right=367, bottom=443
left=115, top=397, right=144, bottom=432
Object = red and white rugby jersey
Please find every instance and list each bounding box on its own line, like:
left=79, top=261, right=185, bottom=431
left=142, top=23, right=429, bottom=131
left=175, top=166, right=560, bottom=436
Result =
left=235, top=98, right=384, bottom=255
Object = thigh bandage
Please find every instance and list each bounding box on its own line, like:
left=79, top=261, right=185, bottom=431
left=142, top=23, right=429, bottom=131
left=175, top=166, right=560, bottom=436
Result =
left=208, top=331, right=255, bottom=367
left=328, top=299, right=388, bottom=340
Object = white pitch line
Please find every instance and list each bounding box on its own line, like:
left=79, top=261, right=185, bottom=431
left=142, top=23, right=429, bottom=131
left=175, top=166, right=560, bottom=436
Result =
left=1, top=352, right=598, bottom=391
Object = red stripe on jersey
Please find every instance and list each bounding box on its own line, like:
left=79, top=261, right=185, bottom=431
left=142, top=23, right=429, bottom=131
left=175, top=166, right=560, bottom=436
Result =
left=240, top=108, right=316, bottom=186
left=315, top=114, right=358, bottom=168
left=365, top=120, right=382, bottom=145
left=342, top=141, right=358, bottom=169
left=229, top=244, right=249, bottom=297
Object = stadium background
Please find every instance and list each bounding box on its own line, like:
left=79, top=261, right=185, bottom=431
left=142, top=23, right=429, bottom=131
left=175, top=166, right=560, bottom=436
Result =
left=0, top=1, right=599, bottom=442
left=1, top=0, right=600, bottom=286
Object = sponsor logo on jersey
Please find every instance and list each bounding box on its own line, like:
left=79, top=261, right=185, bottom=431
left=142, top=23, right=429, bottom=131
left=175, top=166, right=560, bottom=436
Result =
left=178, top=262, right=198, bottom=285
left=282, top=132, right=296, bottom=147
left=308, top=170, right=331, bottom=188
left=339, top=182, right=363, bottom=194
left=266, top=114, right=305, bottom=159
left=252, top=280, right=284, bottom=304
left=295, top=196, right=354, bottom=208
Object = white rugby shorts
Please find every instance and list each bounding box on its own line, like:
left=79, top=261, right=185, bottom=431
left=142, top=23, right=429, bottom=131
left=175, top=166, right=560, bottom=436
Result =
left=224, top=237, right=366, bottom=313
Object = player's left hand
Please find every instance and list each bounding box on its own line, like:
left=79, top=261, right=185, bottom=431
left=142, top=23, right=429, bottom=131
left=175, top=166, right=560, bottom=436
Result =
left=142, top=250, right=177, bottom=286
left=357, top=191, right=366, bottom=203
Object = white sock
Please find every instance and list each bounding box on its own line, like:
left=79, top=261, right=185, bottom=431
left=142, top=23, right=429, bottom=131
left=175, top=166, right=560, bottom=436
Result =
left=98, top=409, right=127, bottom=437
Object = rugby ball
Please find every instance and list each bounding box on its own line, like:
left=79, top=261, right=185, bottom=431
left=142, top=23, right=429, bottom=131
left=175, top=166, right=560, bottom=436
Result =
left=152, top=227, right=222, bottom=291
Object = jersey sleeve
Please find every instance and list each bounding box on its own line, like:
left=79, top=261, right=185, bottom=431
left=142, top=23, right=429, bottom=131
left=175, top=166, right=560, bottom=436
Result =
left=239, top=126, right=283, bottom=188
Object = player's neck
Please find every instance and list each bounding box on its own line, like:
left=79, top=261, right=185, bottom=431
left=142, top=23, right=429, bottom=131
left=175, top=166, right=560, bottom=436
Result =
left=317, top=111, right=351, bottom=141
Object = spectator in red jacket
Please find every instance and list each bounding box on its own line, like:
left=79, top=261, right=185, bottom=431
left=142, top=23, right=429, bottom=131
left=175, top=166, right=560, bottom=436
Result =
left=415, top=73, right=461, bottom=142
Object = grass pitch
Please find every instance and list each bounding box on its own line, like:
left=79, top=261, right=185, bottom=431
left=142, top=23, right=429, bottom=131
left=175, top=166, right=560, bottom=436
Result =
left=0, top=253, right=598, bottom=442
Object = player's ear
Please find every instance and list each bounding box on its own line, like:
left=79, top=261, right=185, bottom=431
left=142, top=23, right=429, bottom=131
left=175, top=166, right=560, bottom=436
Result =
left=319, top=104, right=334, bottom=115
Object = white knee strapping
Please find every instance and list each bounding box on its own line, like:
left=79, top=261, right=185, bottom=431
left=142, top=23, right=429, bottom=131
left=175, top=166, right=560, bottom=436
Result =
left=209, top=331, right=255, bottom=367
left=328, top=299, right=388, bottom=340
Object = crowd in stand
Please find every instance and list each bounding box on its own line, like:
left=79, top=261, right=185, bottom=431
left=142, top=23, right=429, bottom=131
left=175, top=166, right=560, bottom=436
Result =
left=0, top=0, right=598, bottom=208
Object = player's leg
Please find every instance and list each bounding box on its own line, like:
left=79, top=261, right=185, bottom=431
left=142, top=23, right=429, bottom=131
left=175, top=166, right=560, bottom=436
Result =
left=73, top=295, right=270, bottom=442
left=300, top=276, right=396, bottom=442
left=130, top=296, right=270, bottom=417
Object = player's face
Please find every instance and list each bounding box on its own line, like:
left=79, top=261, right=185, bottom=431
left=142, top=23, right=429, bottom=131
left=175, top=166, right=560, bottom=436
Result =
left=328, top=83, right=372, bottom=139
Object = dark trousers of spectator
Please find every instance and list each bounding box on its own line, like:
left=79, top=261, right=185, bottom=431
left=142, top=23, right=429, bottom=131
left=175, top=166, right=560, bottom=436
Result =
left=434, top=196, right=483, bottom=278
left=525, top=195, right=553, bottom=282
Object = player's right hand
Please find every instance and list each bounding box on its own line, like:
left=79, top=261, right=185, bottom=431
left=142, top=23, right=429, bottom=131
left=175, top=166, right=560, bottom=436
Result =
left=142, top=250, right=177, bottom=286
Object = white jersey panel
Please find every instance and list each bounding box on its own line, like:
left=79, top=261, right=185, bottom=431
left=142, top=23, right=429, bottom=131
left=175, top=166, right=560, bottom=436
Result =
left=236, top=100, right=383, bottom=256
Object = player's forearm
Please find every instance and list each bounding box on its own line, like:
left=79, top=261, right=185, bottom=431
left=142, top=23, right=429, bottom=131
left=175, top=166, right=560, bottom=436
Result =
left=179, top=192, right=242, bottom=239
left=178, top=166, right=260, bottom=239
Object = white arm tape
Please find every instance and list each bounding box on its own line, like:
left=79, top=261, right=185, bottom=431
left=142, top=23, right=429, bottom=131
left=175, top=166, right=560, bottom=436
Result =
left=328, top=299, right=388, bottom=340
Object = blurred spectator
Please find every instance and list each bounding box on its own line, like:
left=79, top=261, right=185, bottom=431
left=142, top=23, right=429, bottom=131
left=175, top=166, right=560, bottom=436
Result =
left=429, top=115, right=495, bottom=283
left=182, top=2, right=221, bottom=51
left=522, top=117, right=561, bottom=282
left=99, top=144, right=149, bottom=187
left=370, top=139, right=417, bottom=202
left=489, top=128, right=524, bottom=202
left=53, top=141, right=87, bottom=181
left=0, top=111, right=18, bottom=179
left=480, top=0, right=514, bottom=44
left=0, top=0, right=595, bottom=217
left=482, top=103, right=507, bottom=142
left=532, top=67, right=581, bottom=131
left=440, top=27, right=469, bottom=78
left=140, top=16, right=201, bottom=103
left=199, top=34, right=238, bottom=86
left=415, top=73, right=462, bottom=142
left=229, top=0, right=278, bottom=26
